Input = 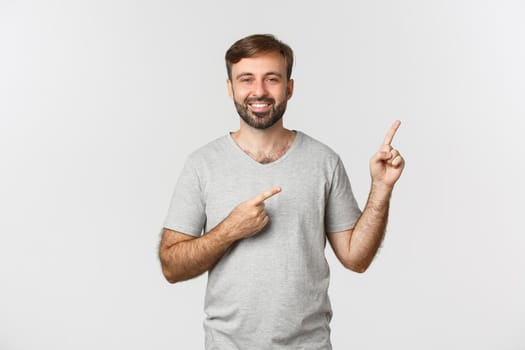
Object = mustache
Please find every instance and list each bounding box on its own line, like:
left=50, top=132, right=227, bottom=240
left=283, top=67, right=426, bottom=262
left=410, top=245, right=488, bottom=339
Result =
left=245, top=97, right=275, bottom=104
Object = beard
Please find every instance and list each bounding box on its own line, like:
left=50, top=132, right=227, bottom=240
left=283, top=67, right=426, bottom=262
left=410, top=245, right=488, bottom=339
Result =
left=233, top=96, right=288, bottom=130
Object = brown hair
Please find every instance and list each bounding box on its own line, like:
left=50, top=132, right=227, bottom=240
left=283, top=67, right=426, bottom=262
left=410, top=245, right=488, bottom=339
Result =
left=225, top=34, right=294, bottom=81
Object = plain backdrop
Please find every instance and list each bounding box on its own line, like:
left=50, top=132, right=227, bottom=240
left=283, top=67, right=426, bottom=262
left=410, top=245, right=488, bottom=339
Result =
left=1, top=1, right=524, bottom=349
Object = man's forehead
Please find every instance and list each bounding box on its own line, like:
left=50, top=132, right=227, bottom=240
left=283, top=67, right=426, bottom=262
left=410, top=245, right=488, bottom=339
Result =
left=231, top=52, right=286, bottom=74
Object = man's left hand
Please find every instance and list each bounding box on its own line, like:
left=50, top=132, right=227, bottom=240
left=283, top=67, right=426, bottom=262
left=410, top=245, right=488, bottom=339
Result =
left=369, top=120, right=405, bottom=189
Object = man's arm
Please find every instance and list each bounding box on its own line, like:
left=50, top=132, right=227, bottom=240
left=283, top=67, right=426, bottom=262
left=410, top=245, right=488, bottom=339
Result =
left=327, top=120, right=405, bottom=273
left=159, top=187, right=281, bottom=283
left=159, top=227, right=235, bottom=283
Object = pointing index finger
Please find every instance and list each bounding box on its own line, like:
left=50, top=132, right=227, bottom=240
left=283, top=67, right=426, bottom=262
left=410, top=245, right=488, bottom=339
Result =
left=383, top=120, right=401, bottom=145
left=254, top=187, right=281, bottom=203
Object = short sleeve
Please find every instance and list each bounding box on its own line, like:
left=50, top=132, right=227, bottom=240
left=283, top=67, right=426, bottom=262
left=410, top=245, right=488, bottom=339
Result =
left=163, top=156, right=206, bottom=237
left=325, top=158, right=362, bottom=233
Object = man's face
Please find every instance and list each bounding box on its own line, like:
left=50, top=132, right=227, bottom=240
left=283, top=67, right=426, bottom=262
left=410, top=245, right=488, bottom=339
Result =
left=227, top=52, right=294, bottom=130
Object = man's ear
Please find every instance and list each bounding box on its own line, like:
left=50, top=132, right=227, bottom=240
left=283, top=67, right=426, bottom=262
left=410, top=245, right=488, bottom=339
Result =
left=287, top=79, right=294, bottom=100
left=227, top=79, right=233, bottom=99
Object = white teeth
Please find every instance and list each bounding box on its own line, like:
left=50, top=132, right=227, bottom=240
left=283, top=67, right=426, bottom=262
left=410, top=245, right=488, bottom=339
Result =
left=252, top=103, right=268, bottom=108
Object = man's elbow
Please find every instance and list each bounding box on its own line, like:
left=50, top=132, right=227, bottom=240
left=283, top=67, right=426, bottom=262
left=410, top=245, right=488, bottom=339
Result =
left=162, top=264, right=186, bottom=284
left=342, top=258, right=370, bottom=274
left=162, top=268, right=179, bottom=284
left=348, top=265, right=368, bottom=274
left=159, top=257, right=182, bottom=284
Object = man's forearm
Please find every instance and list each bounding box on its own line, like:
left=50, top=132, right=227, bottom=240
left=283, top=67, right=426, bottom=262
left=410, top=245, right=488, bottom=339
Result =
left=349, top=184, right=392, bottom=271
left=160, top=222, right=236, bottom=283
left=160, top=188, right=280, bottom=283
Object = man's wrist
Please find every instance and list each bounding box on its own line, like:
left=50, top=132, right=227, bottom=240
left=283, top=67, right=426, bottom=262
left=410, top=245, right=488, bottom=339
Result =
left=364, top=182, right=392, bottom=213
left=370, top=181, right=394, bottom=199
left=209, top=218, right=238, bottom=246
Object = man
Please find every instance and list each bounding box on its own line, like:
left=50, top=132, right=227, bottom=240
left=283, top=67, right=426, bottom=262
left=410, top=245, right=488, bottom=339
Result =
left=159, top=34, right=405, bottom=349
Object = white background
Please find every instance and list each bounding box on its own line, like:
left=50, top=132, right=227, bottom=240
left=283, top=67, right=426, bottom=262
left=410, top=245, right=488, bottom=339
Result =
left=1, top=1, right=524, bottom=349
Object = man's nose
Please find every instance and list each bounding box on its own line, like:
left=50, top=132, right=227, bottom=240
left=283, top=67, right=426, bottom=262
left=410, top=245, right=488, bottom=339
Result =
left=252, top=79, right=268, bottom=97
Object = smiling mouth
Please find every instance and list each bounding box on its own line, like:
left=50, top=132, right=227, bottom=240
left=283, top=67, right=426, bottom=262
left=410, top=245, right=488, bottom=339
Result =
left=247, top=99, right=274, bottom=114
left=250, top=103, right=270, bottom=108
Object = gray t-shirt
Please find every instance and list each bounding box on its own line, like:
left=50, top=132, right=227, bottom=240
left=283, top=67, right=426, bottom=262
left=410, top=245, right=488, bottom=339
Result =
left=164, top=131, right=361, bottom=350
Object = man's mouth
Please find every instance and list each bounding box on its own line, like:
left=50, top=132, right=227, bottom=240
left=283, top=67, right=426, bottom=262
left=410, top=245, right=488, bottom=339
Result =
left=247, top=100, right=274, bottom=114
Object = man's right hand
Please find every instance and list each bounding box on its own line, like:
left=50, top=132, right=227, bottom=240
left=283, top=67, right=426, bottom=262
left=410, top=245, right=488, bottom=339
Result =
left=159, top=187, right=281, bottom=283
left=223, top=187, right=281, bottom=241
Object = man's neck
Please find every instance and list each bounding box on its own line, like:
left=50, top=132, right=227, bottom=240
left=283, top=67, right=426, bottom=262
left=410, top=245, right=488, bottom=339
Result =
left=231, top=121, right=296, bottom=164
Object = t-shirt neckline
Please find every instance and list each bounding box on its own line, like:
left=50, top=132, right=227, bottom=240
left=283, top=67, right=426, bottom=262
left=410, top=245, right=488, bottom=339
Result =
left=226, top=130, right=303, bottom=168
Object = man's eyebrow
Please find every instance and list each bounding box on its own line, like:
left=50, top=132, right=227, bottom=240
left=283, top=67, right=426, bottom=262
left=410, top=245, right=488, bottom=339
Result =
left=235, top=72, right=254, bottom=80
left=234, top=72, right=284, bottom=80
